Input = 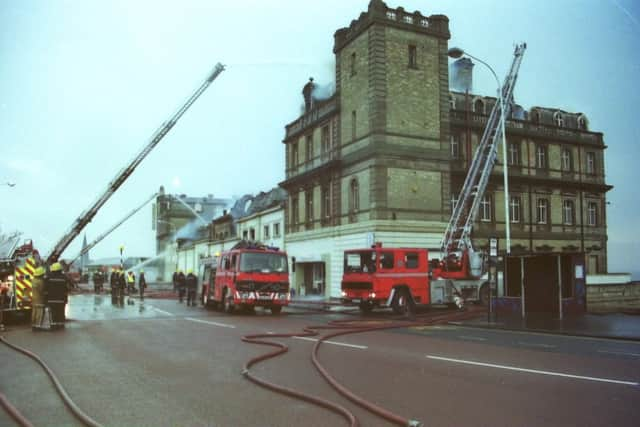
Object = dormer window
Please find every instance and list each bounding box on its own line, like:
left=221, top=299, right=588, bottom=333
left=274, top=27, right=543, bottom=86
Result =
left=554, top=111, right=564, bottom=127
left=473, top=99, right=484, bottom=114
left=386, top=11, right=396, bottom=20
left=577, top=115, right=588, bottom=130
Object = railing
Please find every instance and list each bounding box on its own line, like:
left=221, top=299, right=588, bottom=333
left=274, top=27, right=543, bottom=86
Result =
left=450, top=110, right=603, bottom=144
left=286, top=147, right=340, bottom=179
left=285, top=97, right=338, bottom=140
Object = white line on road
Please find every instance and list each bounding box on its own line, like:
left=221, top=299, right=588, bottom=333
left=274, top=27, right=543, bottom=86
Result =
left=185, top=318, right=236, bottom=329
left=293, top=336, right=368, bottom=350
left=517, top=342, right=556, bottom=349
left=597, top=350, right=640, bottom=357
left=458, top=335, right=487, bottom=341
left=153, top=308, right=175, bottom=316
left=426, top=355, right=639, bottom=386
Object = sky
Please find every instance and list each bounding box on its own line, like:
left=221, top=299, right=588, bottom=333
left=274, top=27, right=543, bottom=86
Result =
left=1, top=0, right=639, bottom=276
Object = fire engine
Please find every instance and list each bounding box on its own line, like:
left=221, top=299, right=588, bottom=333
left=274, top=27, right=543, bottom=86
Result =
left=0, top=238, right=41, bottom=315
left=202, top=241, right=290, bottom=314
left=341, top=44, right=527, bottom=314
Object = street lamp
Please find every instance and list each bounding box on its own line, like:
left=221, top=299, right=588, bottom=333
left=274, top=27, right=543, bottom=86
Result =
left=448, top=47, right=511, bottom=254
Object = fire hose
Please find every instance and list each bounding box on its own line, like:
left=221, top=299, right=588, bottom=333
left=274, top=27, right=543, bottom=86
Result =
left=242, top=306, right=484, bottom=427
left=0, top=335, right=104, bottom=427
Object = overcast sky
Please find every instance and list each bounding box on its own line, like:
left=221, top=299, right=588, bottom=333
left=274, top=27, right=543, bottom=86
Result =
left=1, top=0, right=638, bottom=276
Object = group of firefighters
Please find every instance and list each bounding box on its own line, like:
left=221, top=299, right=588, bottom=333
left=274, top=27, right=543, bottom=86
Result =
left=100, top=268, right=147, bottom=305
left=172, top=269, right=198, bottom=306
left=31, top=262, right=70, bottom=331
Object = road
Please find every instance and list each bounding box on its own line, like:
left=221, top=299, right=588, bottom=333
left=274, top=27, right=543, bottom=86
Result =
left=1, top=293, right=639, bottom=426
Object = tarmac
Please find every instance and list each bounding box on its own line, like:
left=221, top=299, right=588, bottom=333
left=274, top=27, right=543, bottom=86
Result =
left=70, top=281, right=640, bottom=341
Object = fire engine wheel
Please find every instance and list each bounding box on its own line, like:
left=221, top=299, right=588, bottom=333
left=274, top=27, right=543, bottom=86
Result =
left=358, top=301, right=373, bottom=314
left=270, top=306, right=282, bottom=315
left=391, top=288, right=414, bottom=316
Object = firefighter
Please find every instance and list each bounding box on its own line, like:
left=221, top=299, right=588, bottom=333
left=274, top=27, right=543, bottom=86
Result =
left=138, top=269, right=146, bottom=301
left=31, top=266, right=47, bottom=331
left=110, top=268, right=118, bottom=304
left=172, top=270, right=178, bottom=292
left=118, top=269, right=126, bottom=304
left=177, top=269, right=186, bottom=303
left=93, top=270, right=103, bottom=293
left=185, top=269, right=197, bottom=307
left=127, top=271, right=136, bottom=294
left=46, top=262, right=69, bottom=329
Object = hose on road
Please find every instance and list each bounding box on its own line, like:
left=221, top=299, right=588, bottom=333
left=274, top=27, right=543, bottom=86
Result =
left=241, top=307, right=484, bottom=427
left=0, top=392, right=35, bottom=427
left=0, top=335, right=104, bottom=427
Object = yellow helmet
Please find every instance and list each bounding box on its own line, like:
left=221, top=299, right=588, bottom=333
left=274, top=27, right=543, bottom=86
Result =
left=187, top=269, right=193, bottom=274
left=140, top=269, right=144, bottom=273
left=34, top=266, right=46, bottom=277
left=50, top=262, right=63, bottom=272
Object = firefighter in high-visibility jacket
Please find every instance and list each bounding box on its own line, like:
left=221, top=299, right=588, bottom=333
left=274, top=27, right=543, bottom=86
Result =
left=31, top=266, right=47, bottom=331
left=46, top=262, right=69, bottom=329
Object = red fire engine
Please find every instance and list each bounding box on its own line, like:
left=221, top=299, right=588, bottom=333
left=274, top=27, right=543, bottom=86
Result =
left=203, top=241, right=290, bottom=314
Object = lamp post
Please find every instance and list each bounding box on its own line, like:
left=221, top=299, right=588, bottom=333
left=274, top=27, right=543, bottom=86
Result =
left=448, top=47, right=511, bottom=254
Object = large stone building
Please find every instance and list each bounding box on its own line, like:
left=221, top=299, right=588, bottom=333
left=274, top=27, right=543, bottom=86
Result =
left=280, top=0, right=611, bottom=298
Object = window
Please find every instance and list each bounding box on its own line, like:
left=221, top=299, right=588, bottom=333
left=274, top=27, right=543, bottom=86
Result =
left=249, top=228, right=255, bottom=241
left=474, top=99, right=484, bottom=114
left=321, top=125, right=330, bottom=159
left=351, top=111, right=357, bottom=141
left=508, top=142, right=520, bottom=166
left=350, top=52, right=356, bottom=76
left=403, top=15, right=413, bottom=24
left=586, top=152, right=596, bottom=174
left=563, top=200, right=575, bottom=225
left=291, top=195, right=299, bottom=225
left=536, top=145, right=547, bottom=169
left=292, top=142, right=299, bottom=169
left=554, top=111, right=564, bottom=127
left=408, top=44, right=417, bottom=68
left=450, top=134, right=460, bottom=159
left=264, top=225, right=270, bottom=239
left=450, top=192, right=458, bottom=210
left=405, top=253, right=419, bottom=269
left=449, top=94, right=455, bottom=110
left=321, top=184, right=331, bottom=219
left=305, top=135, right=313, bottom=162
left=349, top=178, right=359, bottom=212
left=242, top=230, right=248, bottom=239
left=578, top=115, right=587, bottom=130
left=386, top=11, right=396, bottom=20
left=536, top=198, right=548, bottom=224
left=510, top=196, right=521, bottom=223
left=305, top=189, right=314, bottom=224
left=420, top=18, right=429, bottom=27
left=561, top=148, right=572, bottom=171
left=380, top=252, right=394, bottom=269
left=274, top=223, right=281, bottom=237
left=587, top=202, right=598, bottom=226
left=480, top=195, right=492, bottom=222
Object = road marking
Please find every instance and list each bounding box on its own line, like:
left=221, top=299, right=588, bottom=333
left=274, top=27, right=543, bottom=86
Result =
left=518, top=342, right=556, bottom=349
left=153, top=308, right=175, bottom=316
left=185, top=317, right=236, bottom=329
left=293, top=336, right=367, bottom=350
left=426, top=355, right=639, bottom=386
left=458, top=335, right=487, bottom=342
left=598, top=350, right=640, bottom=357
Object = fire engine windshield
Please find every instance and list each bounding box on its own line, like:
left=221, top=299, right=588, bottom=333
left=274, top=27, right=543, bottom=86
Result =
left=344, top=251, right=376, bottom=273
left=239, top=252, right=288, bottom=273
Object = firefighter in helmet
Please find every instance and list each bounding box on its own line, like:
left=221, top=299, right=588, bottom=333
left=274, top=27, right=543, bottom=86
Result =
left=177, top=269, right=186, bottom=303
left=31, top=266, right=47, bottom=331
left=138, top=269, right=147, bottom=301
left=46, top=262, right=69, bottom=329
left=185, top=269, right=198, bottom=307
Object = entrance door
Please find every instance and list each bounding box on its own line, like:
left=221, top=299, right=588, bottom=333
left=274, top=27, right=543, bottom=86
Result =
left=524, top=255, right=559, bottom=315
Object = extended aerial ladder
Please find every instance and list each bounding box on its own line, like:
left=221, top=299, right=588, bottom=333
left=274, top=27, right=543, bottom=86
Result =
left=440, top=44, right=527, bottom=274
left=46, top=63, right=225, bottom=264
left=69, top=192, right=158, bottom=265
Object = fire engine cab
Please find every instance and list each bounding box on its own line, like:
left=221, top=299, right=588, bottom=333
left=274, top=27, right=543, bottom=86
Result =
left=203, top=241, right=290, bottom=314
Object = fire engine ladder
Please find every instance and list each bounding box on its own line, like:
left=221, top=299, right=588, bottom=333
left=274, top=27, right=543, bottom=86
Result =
left=69, top=192, right=158, bottom=265
left=46, top=63, right=225, bottom=263
left=440, top=44, right=526, bottom=256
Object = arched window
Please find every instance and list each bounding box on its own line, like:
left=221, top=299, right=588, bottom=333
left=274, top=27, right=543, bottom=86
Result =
left=553, top=111, right=564, bottom=127
left=577, top=114, right=588, bottom=130
left=349, top=178, right=359, bottom=212
left=473, top=98, right=484, bottom=114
